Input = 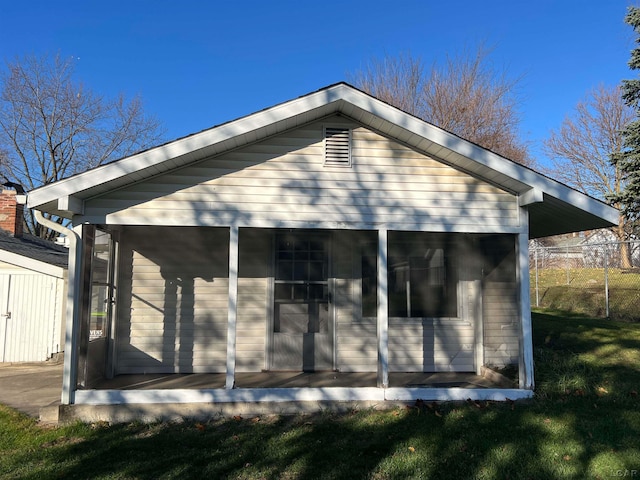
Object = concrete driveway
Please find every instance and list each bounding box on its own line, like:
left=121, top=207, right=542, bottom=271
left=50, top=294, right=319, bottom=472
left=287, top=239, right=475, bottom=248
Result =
left=0, top=360, right=62, bottom=417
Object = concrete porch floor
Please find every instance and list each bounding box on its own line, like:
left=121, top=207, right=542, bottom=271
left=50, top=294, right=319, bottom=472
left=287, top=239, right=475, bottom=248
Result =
left=90, top=371, right=501, bottom=390
left=41, top=369, right=524, bottom=425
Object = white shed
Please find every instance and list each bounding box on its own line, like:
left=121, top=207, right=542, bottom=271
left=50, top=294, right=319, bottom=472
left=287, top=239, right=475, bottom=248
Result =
left=0, top=189, right=68, bottom=362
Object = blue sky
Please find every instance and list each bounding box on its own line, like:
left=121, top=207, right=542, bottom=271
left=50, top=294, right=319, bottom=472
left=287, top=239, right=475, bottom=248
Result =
left=1, top=0, right=636, bottom=167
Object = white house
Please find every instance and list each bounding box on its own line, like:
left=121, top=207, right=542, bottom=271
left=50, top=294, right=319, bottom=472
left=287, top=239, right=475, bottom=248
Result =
left=25, top=83, right=617, bottom=411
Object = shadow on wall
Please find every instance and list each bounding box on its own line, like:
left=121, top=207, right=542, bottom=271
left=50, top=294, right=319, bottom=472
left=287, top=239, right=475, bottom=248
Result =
left=114, top=227, right=229, bottom=375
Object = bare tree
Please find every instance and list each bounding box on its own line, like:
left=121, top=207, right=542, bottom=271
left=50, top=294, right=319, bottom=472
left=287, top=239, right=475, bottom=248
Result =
left=0, top=53, right=164, bottom=239
left=349, top=46, right=530, bottom=165
left=544, top=84, right=634, bottom=266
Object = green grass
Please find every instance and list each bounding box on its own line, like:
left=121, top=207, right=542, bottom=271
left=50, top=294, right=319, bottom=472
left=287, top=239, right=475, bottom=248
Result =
left=531, top=268, right=640, bottom=320
left=1, top=311, right=640, bottom=479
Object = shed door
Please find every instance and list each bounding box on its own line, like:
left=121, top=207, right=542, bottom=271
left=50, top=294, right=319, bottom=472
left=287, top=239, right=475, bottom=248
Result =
left=0, top=273, right=59, bottom=362
left=271, top=233, right=333, bottom=371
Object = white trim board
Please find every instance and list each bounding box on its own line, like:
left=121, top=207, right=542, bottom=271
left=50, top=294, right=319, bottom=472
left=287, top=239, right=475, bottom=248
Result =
left=72, top=215, right=529, bottom=234
left=0, top=250, right=65, bottom=278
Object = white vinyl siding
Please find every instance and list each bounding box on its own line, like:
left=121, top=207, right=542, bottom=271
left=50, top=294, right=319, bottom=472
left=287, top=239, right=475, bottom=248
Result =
left=81, top=116, right=518, bottom=232
left=235, top=229, right=270, bottom=372
left=388, top=318, right=475, bottom=372
left=334, top=231, right=377, bottom=372
left=235, top=275, right=268, bottom=372
left=333, top=231, right=477, bottom=373
left=387, top=236, right=477, bottom=374
left=336, top=321, right=377, bottom=372
left=483, top=283, right=519, bottom=367
left=481, top=236, right=520, bottom=367
left=115, top=227, right=229, bottom=374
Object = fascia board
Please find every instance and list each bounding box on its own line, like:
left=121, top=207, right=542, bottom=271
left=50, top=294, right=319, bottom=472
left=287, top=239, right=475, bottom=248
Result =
left=57, top=195, right=84, bottom=215
left=0, top=249, right=65, bottom=278
left=337, top=87, right=619, bottom=226
left=27, top=87, right=346, bottom=210
left=518, top=188, right=544, bottom=206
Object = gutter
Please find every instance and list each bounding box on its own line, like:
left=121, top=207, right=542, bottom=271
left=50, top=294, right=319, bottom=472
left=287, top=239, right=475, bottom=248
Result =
left=32, top=209, right=75, bottom=240
left=32, top=207, right=81, bottom=405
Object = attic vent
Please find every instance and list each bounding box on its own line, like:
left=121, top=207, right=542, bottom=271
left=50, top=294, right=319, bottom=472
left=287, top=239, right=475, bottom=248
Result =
left=324, top=127, right=351, bottom=167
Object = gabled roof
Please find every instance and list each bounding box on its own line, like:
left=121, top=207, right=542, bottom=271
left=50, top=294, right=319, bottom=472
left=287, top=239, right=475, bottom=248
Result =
left=26, top=82, right=618, bottom=238
left=0, top=232, right=68, bottom=277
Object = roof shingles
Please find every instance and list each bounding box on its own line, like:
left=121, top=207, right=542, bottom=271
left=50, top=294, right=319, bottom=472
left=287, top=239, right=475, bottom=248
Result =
left=0, top=232, right=68, bottom=268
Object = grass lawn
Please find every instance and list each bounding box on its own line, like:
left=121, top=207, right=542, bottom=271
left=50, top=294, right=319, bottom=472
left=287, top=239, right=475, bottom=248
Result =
left=1, top=311, right=640, bottom=479
left=531, top=268, right=640, bottom=320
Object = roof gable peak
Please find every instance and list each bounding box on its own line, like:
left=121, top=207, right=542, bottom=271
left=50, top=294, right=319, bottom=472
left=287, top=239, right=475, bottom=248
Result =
left=25, top=83, right=618, bottom=238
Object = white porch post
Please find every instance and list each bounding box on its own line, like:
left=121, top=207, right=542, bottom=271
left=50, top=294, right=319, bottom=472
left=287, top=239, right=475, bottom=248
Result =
left=61, top=224, right=84, bottom=405
left=517, top=212, right=535, bottom=390
left=377, top=229, right=389, bottom=388
left=225, top=225, right=239, bottom=389
left=472, top=279, right=484, bottom=376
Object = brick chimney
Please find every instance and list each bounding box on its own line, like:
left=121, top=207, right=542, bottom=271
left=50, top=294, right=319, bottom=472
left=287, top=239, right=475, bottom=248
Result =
left=0, top=189, right=24, bottom=237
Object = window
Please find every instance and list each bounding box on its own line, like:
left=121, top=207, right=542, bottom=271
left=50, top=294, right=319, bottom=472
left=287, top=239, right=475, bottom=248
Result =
left=361, top=232, right=459, bottom=319
left=89, top=229, right=112, bottom=340
left=274, top=233, right=329, bottom=333
left=324, top=126, right=351, bottom=166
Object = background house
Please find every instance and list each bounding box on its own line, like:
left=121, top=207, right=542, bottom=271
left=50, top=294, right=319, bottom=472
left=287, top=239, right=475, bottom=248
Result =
left=0, top=188, right=68, bottom=362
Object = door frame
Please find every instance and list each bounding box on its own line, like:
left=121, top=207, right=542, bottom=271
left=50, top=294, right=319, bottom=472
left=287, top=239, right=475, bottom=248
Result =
left=77, top=226, right=119, bottom=385
left=105, top=229, right=119, bottom=379
left=266, top=230, right=335, bottom=371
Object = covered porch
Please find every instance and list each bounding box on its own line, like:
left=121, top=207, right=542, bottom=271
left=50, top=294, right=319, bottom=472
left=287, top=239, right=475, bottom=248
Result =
left=65, top=224, right=533, bottom=405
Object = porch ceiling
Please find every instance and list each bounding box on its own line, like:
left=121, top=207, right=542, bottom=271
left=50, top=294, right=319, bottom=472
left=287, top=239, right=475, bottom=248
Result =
left=528, top=194, right=617, bottom=238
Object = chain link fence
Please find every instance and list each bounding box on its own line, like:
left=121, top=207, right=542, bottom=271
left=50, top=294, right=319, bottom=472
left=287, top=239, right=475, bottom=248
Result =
left=530, top=240, right=640, bottom=321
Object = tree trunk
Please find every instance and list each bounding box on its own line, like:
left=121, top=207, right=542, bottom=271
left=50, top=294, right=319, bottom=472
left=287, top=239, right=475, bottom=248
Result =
left=620, top=240, right=632, bottom=269
left=614, top=224, right=632, bottom=268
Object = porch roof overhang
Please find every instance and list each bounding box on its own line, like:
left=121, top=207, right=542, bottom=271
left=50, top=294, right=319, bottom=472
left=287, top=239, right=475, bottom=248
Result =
left=26, top=83, right=617, bottom=239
